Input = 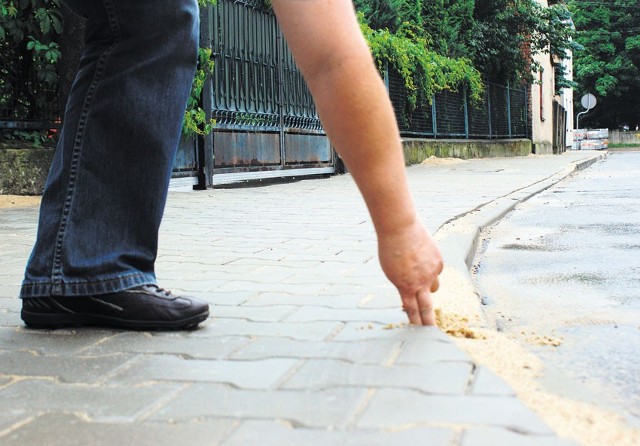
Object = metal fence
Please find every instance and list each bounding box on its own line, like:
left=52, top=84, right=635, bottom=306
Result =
left=0, top=42, right=59, bottom=129
left=1, top=1, right=531, bottom=181
left=387, top=68, right=529, bottom=139
left=204, top=0, right=333, bottom=181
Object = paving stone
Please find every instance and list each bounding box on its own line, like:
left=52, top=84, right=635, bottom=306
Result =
left=191, top=318, right=342, bottom=341
left=395, top=339, right=472, bottom=365
left=0, top=412, right=29, bottom=433
left=332, top=322, right=451, bottom=342
left=81, top=332, right=251, bottom=359
left=284, top=307, right=403, bottom=324
left=0, top=285, right=20, bottom=299
left=0, top=297, right=20, bottom=312
left=461, top=427, right=578, bottom=446
left=231, top=338, right=400, bottom=364
left=282, top=359, right=472, bottom=394
left=215, top=280, right=327, bottom=294
left=148, top=383, right=368, bottom=429
left=243, top=293, right=367, bottom=309
left=471, top=366, right=516, bottom=396
left=210, top=305, right=297, bottom=322
left=358, top=389, right=553, bottom=434
left=108, top=355, right=298, bottom=389
left=0, top=309, right=19, bottom=327
left=0, top=413, right=238, bottom=446
left=0, top=351, right=135, bottom=384
left=0, top=327, right=118, bottom=356
left=0, top=379, right=182, bottom=421
left=222, top=419, right=456, bottom=446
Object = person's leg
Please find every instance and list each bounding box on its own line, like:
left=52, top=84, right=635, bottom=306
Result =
left=20, top=0, right=208, bottom=329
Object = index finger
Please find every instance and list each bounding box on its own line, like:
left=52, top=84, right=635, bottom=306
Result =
left=416, top=288, right=436, bottom=326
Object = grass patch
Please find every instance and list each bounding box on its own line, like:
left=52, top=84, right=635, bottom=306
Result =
left=608, top=143, right=640, bottom=149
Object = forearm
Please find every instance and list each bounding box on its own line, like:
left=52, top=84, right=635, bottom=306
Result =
left=310, top=58, right=417, bottom=235
left=272, top=0, right=418, bottom=236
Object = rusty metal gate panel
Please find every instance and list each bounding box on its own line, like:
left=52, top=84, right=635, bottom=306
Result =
left=205, top=0, right=333, bottom=184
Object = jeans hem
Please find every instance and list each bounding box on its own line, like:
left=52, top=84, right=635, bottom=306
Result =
left=20, top=272, right=156, bottom=298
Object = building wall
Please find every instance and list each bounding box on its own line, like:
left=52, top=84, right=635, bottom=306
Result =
left=530, top=53, right=556, bottom=154
left=530, top=0, right=574, bottom=153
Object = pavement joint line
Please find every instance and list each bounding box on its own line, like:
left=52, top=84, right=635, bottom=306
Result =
left=0, top=414, right=39, bottom=439
left=383, top=340, right=404, bottom=366
left=134, top=383, right=191, bottom=422
left=464, top=363, right=478, bottom=395
left=271, top=358, right=307, bottom=390
left=347, top=388, right=377, bottom=430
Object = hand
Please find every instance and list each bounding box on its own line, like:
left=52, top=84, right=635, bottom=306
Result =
left=377, top=220, right=443, bottom=326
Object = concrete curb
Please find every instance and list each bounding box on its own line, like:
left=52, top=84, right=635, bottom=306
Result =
left=434, top=152, right=607, bottom=278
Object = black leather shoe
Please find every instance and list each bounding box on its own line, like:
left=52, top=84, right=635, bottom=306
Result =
left=21, top=285, right=209, bottom=330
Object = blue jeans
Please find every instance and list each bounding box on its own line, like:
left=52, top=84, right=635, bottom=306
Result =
left=20, top=0, right=199, bottom=298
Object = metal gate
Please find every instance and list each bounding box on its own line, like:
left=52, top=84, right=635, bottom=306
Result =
left=199, top=0, right=333, bottom=186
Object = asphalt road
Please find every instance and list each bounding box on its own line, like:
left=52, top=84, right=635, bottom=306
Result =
left=475, top=151, right=640, bottom=426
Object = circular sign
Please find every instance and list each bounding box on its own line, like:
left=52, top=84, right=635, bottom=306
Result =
left=581, top=93, right=597, bottom=110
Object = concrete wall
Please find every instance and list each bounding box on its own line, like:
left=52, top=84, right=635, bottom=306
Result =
left=402, top=139, right=532, bottom=165
left=0, top=147, right=54, bottom=195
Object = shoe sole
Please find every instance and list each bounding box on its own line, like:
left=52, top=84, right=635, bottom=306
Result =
left=21, top=310, right=209, bottom=331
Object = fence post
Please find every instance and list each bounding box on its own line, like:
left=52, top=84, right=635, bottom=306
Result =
left=199, top=4, right=215, bottom=188
left=463, top=86, right=469, bottom=139
left=506, top=82, right=512, bottom=138
left=487, top=84, right=493, bottom=139
left=431, top=96, right=438, bottom=138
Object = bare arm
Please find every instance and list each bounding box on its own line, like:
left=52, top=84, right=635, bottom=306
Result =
left=272, top=0, right=443, bottom=325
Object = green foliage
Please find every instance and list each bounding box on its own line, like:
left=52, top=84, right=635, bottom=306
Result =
left=570, top=0, right=640, bottom=128
left=1, top=0, right=62, bottom=122
left=472, top=0, right=576, bottom=86
left=181, top=0, right=217, bottom=137
left=359, top=14, right=483, bottom=111
left=356, top=0, right=575, bottom=88
left=183, top=47, right=216, bottom=136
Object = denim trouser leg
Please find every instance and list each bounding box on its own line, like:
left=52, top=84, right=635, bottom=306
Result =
left=21, top=0, right=199, bottom=298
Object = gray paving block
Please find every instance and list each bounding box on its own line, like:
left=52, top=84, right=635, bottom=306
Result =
left=0, top=413, right=238, bottom=446
left=211, top=305, right=296, bottom=322
left=0, top=327, right=118, bottom=356
left=80, top=332, right=251, bottom=359
left=395, top=339, right=472, bottom=365
left=108, top=355, right=298, bottom=389
left=0, top=379, right=182, bottom=421
left=191, top=318, right=342, bottom=341
left=243, top=293, right=367, bottom=309
left=358, top=389, right=553, bottom=434
left=282, top=359, right=472, bottom=394
left=0, top=412, right=29, bottom=433
left=215, top=280, right=327, bottom=294
left=0, top=309, right=19, bottom=327
left=222, top=419, right=456, bottom=446
left=231, top=338, right=400, bottom=364
left=461, top=427, right=578, bottom=446
left=471, top=366, right=516, bottom=396
left=148, top=383, right=368, bottom=429
left=284, top=306, right=403, bottom=324
left=332, top=322, right=451, bottom=342
left=0, top=351, right=135, bottom=384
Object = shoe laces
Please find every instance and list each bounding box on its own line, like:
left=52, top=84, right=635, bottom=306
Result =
left=141, top=284, right=173, bottom=298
